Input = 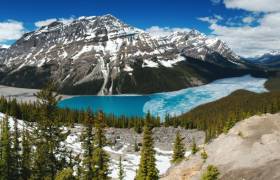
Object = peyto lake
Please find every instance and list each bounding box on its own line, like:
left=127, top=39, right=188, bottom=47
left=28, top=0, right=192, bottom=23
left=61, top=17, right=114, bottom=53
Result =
left=58, top=75, right=268, bottom=119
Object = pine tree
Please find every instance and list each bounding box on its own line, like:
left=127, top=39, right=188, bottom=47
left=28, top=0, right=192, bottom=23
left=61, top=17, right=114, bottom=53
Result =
left=11, top=118, right=21, bottom=179
left=32, top=82, right=69, bottom=179
left=55, top=167, right=75, bottom=180
left=134, top=139, right=139, bottom=152
left=135, top=120, right=159, bottom=180
left=118, top=156, right=125, bottom=180
left=0, top=114, right=12, bottom=179
left=201, top=165, right=219, bottom=180
left=171, top=131, right=185, bottom=163
left=21, top=126, right=32, bottom=180
left=81, top=109, right=94, bottom=179
left=92, top=111, right=110, bottom=180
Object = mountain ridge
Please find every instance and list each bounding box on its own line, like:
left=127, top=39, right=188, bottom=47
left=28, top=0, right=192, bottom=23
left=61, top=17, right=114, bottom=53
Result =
left=0, top=14, right=263, bottom=95
left=246, top=50, right=280, bottom=70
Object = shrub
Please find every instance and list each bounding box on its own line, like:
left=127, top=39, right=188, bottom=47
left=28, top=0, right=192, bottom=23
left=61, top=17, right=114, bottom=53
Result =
left=201, top=165, right=219, bottom=180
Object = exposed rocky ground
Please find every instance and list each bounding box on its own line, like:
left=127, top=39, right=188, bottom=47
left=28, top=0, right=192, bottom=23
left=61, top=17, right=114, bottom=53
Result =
left=66, top=125, right=205, bottom=179
left=162, top=113, right=280, bottom=180
left=105, top=127, right=205, bottom=151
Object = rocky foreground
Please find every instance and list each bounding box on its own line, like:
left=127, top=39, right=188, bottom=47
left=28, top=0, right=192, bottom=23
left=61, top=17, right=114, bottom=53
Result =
left=1, top=112, right=205, bottom=180
left=162, top=113, right=280, bottom=180
left=66, top=126, right=205, bottom=179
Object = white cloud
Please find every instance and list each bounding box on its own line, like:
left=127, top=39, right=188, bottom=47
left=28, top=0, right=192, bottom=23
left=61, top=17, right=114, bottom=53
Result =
left=198, top=15, right=223, bottom=24
left=224, top=0, right=280, bottom=13
left=59, top=17, right=75, bottom=25
left=35, top=18, right=57, bottom=28
left=209, top=12, right=280, bottom=57
left=198, top=0, right=280, bottom=57
left=214, top=15, right=223, bottom=21
left=0, top=20, right=25, bottom=43
left=145, top=26, right=191, bottom=38
left=35, top=17, right=75, bottom=28
left=211, top=0, right=221, bottom=5
left=198, top=17, right=218, bottom=24
left=242, top=16, right=255, bottom=24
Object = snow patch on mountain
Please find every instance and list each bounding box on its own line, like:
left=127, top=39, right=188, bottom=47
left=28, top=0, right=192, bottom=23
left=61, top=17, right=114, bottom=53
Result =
left=142, top=59, right=159, bottom=68
left=159, top=55, right=185, bottom=68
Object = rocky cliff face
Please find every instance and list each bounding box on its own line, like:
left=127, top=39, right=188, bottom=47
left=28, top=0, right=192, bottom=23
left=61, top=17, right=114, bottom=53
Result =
left=161, top=113, right=280, bottom=180
left=0, top=14, right=252, bottom=95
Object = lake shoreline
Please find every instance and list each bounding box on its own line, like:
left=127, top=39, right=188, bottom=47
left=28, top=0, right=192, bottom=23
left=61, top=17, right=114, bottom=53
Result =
left=0, top=75, right=268, bottom=119
left=0, top=85, right=73, bottom=103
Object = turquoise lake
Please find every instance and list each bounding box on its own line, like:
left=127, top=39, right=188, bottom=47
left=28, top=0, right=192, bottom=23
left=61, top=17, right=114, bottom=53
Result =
left=58, top=75, right=268, bottom=119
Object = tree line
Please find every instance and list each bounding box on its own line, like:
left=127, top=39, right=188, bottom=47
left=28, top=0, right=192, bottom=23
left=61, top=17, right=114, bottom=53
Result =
left=0, top=95, right=160, bottom=134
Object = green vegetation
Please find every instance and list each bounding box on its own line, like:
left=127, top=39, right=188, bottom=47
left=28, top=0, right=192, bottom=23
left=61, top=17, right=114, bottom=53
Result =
left=118, top=156, right=125, bottom=180
left=201, top=149, right=208, bottom=162
left=91, top=112, right=110, bottom=180
left=55, top=168, right=75, bottom=180
left=0, top=83, right=112, bottom=179
left=171, top=131, right=186, bottom=164
left=0, top=82, right=163, bottom=179
left=201, top=165, right=220, bottom=180
left=135, top=118, right=159, bottom=180
left=31, top=82, right=68, bottom=179
left=191, top=138, right=199, bottom=155
left=134, top=139, right=140, bottom=152
left=0, top=96, right=160, bottom=131
left=166, top=90, right=280, bottom=141
left=0, top=115, right=12, bottom=179
left=265, top=77, right=280, bottom=92
left=80, top=109, right=95, bottom=179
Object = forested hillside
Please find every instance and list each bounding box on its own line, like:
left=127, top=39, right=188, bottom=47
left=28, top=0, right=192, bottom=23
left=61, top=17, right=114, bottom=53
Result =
left=265, top=77, right=280, bottom=91
left=166, top=90, right=280, bottom=141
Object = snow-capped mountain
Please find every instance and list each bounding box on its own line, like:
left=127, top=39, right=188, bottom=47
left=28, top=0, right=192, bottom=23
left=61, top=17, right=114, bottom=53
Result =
left=248, top=50, right=280, bottom=69
left=0, top=14, right=253, bottom=95
left=167, top=30, right=240, bottom=63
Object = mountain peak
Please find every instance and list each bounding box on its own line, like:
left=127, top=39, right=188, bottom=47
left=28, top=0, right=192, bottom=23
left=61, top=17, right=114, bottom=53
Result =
left=0, top=14, right=245, bottom=95
left=188, top=29, right=204, bottom=36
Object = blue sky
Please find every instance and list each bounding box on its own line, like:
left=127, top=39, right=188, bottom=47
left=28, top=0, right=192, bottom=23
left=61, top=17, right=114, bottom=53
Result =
left=0, top=0, right=234, bottom=32
left=1, top=0, right=280, bottom=57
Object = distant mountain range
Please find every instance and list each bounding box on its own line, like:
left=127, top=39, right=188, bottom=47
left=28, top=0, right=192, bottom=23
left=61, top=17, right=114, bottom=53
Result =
left=0, top=14, right=271, bottom=95
left=247, top=50, right=280, bottom=70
